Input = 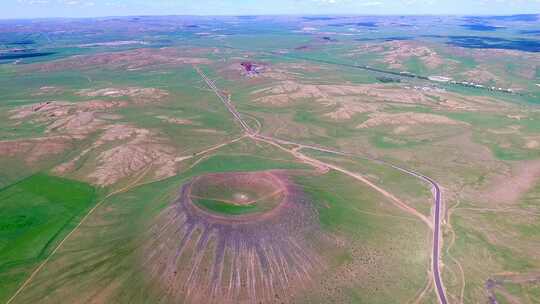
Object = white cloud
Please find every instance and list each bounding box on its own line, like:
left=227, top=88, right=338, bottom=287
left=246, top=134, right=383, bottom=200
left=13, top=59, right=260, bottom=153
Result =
left=17, top=0, right=50, bottom=4
left=360, top=1, right=383, bottom=6
left=57, top=0, right=95, bottom=5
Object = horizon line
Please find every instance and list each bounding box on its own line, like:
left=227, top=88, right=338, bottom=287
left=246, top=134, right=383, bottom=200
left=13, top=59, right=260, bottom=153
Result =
left=0, top=12, right=539, bottom=22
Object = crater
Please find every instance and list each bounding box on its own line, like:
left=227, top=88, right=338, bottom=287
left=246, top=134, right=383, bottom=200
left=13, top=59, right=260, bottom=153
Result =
left=141, top=171, right=325, bottom=303
left=188, top=171, right=286, bottom=217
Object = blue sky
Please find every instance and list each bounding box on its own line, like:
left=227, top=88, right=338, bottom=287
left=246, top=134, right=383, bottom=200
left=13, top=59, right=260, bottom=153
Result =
left=3, top=0, right=540, bottom=19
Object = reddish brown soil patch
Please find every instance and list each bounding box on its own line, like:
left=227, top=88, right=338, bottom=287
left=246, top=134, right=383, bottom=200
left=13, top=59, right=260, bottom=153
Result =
left=89, top=140, right=177, bottom=186
left=49, top=122, right=180, bottom=186
left=7, top=86, right=177, bottom=185
left=461, top=68, right=501, bottom=84
left=32, top=86, right=65, bottom=96
left=356, top=112, right=465, bottom=128
left=9, top=100, right=122, bottom=138
left=10, top=101, right=72, bottom=120
left=252, top=80, right=510, bottom=114
left=354, top=40, right=453, bottom=70
left=251, top=81, right=430, bottom=106
left=142, top=171, right=325, bottom=303
left=479, top=160, right=540, bottom=205
left=10, top=86, right=169, bottom=137
left=0, top=136, right=71, bottom=164
left=219, top=60, right=322, bottom=82
left=323, top=100, right=380, bottom=121
left=76, top=87, right=168, bottom=104
left=85, top=124, right=178, bottom=186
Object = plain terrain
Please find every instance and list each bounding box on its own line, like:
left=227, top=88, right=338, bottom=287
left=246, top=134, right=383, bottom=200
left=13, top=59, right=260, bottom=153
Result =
left=0, top=14, right=539, bottom=304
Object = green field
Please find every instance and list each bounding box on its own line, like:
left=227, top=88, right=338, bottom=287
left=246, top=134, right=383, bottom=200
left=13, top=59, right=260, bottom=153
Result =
left=193, top=198, right=261, bottom=215
left=0, top=174, right=97, bottom=303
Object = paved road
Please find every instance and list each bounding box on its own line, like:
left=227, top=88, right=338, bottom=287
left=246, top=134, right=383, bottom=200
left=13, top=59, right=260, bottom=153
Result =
left=432, top=180, right=448, bottom=304
left=195, top=65, right=449, bottom=304
left=387, top=166, right=448, bottom=304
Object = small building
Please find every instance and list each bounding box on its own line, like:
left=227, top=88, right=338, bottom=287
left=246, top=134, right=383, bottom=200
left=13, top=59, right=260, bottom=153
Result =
left=428, top=75, right=452, bottom=82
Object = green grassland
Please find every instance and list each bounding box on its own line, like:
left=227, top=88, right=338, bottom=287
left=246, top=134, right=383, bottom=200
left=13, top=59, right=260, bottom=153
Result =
left=0, top=173, right=97, bottom=303
left=4, top=154, right=431, bottom=303
left=302, top=149, right=434, bottom=216
left=445, top=111, right=540, bottom=161
left=295, top=171, right=430, bottom=303
left=500, top=281, right=540, bottom=304
left=189, top=172, right=284, bottom=215
left=1, top=143, right=312, bottom=302
left=442, top=176, right=540, bottom=303
left=1, top=15, right=540, bottom=304
left=193, top=198, right=261, bottom=215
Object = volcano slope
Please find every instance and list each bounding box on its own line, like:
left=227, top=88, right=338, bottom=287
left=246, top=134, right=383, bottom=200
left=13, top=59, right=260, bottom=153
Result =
left=142, top=171, right=325, bottom=304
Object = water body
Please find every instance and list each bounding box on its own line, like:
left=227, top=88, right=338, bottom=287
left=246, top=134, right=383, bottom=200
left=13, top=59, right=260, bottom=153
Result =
left=329, top=22, right=378, bottom=28
left=302, top=16, right=338, bottom=21
left=466, top=14, right=539, bottom=22
left=8, top=40, right=35, bottom=45
left=356, top=22, right=378, bottom=27
left=425, top=35, right=540, bottom=52
left=356, top=36, right=412, bottom=42
left=0, top=51, right=55, bottom=60
left=520, top=30, right=540, bottom=36
left=236, top=15, right=258, bottom=20
left=461, top=24, right=500, bottom=31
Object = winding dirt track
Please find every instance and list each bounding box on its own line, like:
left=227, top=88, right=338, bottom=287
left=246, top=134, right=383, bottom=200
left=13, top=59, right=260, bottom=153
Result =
left=195, top=65, right=449, bottom=304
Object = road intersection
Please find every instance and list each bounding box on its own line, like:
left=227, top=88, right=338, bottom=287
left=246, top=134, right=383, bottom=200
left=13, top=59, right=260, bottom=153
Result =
left=195, top=65, right=449, bottom=304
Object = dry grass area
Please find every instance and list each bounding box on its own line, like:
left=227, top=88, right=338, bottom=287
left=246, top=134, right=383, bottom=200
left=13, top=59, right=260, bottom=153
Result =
left=10, top=101, right=73, bottom=120
left=357, top=112, right=465, bottom=128
left=11, top=100, right=122, bottom=139
left=323, top=98, right=380, bottom=121
left=46, top=111, right=106, bottom=137
left=433, top=93, right=503, bottom=112
left=450, top=47, right=540, bottom=88
left=156, top=115, right=194, bottom=125
left=476, top=160, right=540, bottom=205
left=258, top=112, right=327, bottom=139
left=31, top=86, right=65, bottom=96
left=6, top=85, right=183, bottom=186
left=0, top=136, right=72, bottom=164
left=76, top=87, right=169, bottom=103
left=251, top=80, right=509, bottom=123
left=53, top=124, right=181, bottom=186
left=454, top=48, right=540, bottom=77
left=28, top=47, right=212, bottom=72
left=524, top=138, right=539, bottom=149
left=351, top=40, right=538, bottom=90
left=3, top=100, right=120, bottom=165
left=252, top=81, right=429, bottom=106
left=220, top=60, right=324, bottom=81
left=2, top=99, right=120, bottom=163
left=353, top=40, right=453, bottom=70
left=10, top=86, right=169, bottom=138
left=486, top=272, right=540, bottom=304
left=461, top=68, right=502, bottom=84
left=88, top=125, right=179, bottom=186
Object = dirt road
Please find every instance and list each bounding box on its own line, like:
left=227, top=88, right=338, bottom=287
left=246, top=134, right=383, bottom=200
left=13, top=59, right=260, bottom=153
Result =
left=195, top=65, right=449, bottom=304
